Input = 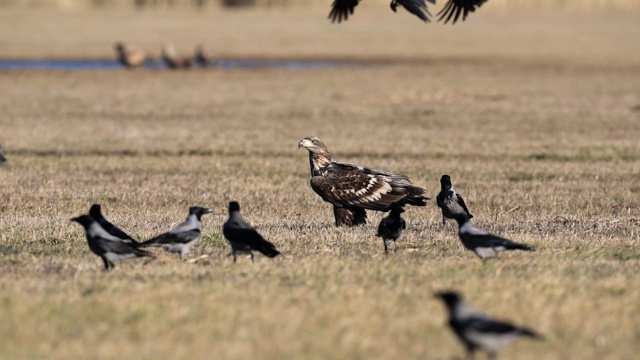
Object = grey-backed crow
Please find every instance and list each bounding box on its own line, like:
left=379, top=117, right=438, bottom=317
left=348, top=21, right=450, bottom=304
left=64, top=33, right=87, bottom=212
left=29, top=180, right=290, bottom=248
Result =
left=71, top=215, right=152, bottom=271
left=453, top=213, right=533, bottom=260
left=435, top=291, right=543, bottom=359
left=140, top=206, right=213, bottom=259
left=89, top=204, right=140, bottom=246
left=436, top=174, right=473, bottom=225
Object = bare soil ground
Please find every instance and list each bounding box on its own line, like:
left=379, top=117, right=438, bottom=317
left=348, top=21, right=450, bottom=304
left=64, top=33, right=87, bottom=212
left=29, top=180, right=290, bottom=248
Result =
left=0, top=9, right=639, bottom=360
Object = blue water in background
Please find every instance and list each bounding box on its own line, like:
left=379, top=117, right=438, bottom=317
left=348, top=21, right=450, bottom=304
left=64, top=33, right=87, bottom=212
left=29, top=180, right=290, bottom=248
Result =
left=0, top=59, right=340, bottom=71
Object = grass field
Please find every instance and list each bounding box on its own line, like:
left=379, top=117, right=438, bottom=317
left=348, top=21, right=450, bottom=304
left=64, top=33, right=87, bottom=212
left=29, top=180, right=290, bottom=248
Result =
left=1, top=9, right=639, bottom=360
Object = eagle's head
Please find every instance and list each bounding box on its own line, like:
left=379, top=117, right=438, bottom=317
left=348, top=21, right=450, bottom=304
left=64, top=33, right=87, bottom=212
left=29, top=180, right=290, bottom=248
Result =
left=298, top=136, right=332, bottom=175
left=298, top=136, right=327, bottom=151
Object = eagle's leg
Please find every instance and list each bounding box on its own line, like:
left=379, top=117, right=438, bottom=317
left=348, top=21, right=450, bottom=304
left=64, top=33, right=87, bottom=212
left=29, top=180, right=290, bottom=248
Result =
left=333, top=206, right=367, bottom=227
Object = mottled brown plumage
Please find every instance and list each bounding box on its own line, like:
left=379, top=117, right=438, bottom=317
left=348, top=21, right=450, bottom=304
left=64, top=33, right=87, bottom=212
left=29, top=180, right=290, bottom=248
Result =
left=114, top=42, right=147, bottom=68
left=298, top=136, right=429, bottom=227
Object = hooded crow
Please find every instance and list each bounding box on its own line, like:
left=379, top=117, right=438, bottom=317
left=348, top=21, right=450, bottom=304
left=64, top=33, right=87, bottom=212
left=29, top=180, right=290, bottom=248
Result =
left=435, top=291, right=543, bottom=359
left=436, top=174, right=473, bottom=225
left=376, top=205, right=406, bottom=253
left=71, top=215, right=153, bottom=271
left=140, top=206, right=213, bottom=259
left=222, top=201, right=280, bottom=263
left=89, top=204, right=140, bottom=246
left=453, top=213, right=533, bottom=260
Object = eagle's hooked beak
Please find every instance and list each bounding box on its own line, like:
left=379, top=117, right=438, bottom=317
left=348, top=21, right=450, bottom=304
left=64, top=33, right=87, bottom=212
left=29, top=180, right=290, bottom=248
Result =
left=298, top=138, right=313, bottom=149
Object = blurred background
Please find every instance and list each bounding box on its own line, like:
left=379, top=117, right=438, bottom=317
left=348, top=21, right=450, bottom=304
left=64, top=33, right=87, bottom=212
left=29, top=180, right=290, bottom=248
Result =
left=1, top=0, right=639, bottom=62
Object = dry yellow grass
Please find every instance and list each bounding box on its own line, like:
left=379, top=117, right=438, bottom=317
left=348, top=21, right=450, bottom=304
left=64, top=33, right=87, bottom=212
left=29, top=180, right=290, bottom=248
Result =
left=0, top=10, right=639, bottom=360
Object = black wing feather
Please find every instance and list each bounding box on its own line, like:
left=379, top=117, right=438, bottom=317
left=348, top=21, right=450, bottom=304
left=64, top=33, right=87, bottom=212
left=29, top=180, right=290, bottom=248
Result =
left=436, top=192, right=445, bottom=209
left=469, top=233, right=533, bottom=251
left=395, top=0, right=431, bottom=22
left=95, top=237, right=152, bottom=257
left=437, top=0, right=488, bottom=24
left=456, top=194, right=473, bottom=218
left=97, top=217, right=136, bottom=242
left=140, top=229, right=201, bottom=246
left=465, top=316, right=542, bottom=339
left=465, top=316, right=522, bottom=334
left=329, top=0, right=360, bottom=23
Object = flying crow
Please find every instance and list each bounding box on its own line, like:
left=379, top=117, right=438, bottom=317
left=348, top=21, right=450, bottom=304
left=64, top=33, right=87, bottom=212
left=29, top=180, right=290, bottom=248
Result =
left=298, top=136, right=428, bottom=227
left=435, top=291, right=543, bottom=359
left=89, top=204, right=140, bottom=246
left=328, top=0, right=487, bottom=24
left=453, top=213, right=533, bottom=260
left=71, top=214, right=153, bottom=271
left=222, top=201, right=280, bottom=263
left=436, top=174, right=473, bottom=225
left=376, top=205, right=406, bottom=253
left=140, top=206, right=213, bottom=259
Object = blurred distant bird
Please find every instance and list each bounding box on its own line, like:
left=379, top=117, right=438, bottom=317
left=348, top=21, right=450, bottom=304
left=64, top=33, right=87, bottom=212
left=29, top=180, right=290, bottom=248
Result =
left=328, top=0, right=486, bottom=24
left=162, top=43, right=193, bottom=69
left=140, top=206, right=213, bottom=259
left=194, top=44, right=213, bottom=67
left=89, top=204, right=140, bottom=246
left=438, top=0, right=488, bottom=24
left=435, top=291, right=543, bottom=359
left=222, top=201, right=281, bottom=263
left=376, top=205, right=406, bottom=253
left=298, top=136, right=428, bottom=227
left=0, top=143, right=6, bottom=165
left=436, top=175, right=473, bottom=225
left=113, top=42, right=147, bottom=68
left=453, top=213, right=533, bottom=260
left=71, top=215, right=153, bottom=271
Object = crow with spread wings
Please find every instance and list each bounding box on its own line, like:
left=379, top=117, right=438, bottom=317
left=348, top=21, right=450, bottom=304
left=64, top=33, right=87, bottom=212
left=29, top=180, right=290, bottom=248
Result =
left=328, top=0, right=488, bottom=24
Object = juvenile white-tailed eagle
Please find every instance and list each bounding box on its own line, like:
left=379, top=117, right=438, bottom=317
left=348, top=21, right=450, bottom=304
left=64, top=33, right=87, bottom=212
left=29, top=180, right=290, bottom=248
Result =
left=298, top=136, right=429, bottom=227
